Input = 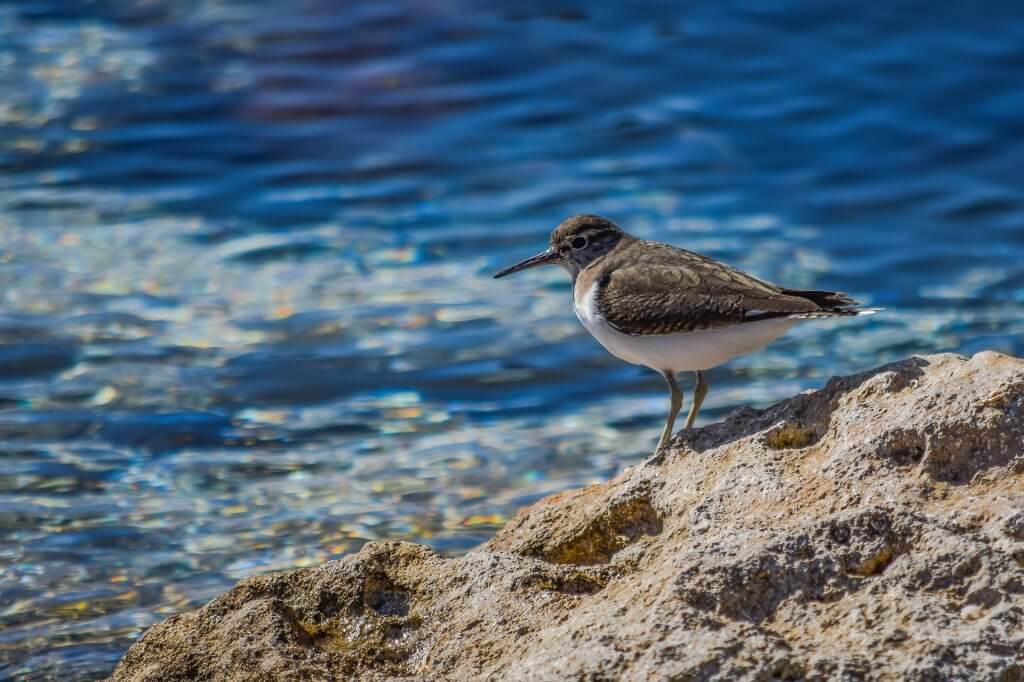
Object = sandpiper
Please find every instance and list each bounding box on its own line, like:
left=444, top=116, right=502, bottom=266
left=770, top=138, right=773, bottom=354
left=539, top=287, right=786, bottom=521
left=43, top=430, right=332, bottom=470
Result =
left=494, top=214, right=875, bottom=454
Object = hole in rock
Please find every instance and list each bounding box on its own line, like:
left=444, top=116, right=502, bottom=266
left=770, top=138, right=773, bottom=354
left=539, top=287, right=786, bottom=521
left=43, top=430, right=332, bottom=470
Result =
left=362, top=574, right=412, bottom=617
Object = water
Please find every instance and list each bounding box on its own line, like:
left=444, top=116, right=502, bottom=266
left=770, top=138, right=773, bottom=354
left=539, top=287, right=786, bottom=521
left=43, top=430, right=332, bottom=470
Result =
left=1, top=0, right=1022, bottom=678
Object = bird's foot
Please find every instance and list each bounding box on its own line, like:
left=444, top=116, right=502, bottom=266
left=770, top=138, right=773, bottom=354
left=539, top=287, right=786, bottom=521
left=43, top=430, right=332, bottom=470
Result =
left=647, top=439, right=673, bottom=466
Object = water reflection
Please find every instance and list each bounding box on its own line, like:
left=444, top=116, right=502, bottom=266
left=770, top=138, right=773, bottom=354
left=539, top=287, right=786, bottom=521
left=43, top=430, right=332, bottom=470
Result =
left=1, top=0, right=1023, bottom=678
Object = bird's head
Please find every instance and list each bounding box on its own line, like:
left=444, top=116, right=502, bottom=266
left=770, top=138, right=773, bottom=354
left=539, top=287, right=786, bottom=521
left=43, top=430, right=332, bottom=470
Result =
left=493, top=214, right=624, bottom=280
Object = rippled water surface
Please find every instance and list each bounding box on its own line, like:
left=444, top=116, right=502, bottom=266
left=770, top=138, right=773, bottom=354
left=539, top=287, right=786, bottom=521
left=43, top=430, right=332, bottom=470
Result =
left=1, top=1, right=1023, bottom=678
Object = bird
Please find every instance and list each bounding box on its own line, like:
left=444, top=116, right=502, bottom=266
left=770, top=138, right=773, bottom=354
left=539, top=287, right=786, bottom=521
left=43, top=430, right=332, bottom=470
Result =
left=493, top=214, right=875, bottom=455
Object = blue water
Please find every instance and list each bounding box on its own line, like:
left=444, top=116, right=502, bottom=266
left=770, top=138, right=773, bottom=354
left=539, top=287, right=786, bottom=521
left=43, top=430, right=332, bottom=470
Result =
left=1, top=1, right=1023, bottom=678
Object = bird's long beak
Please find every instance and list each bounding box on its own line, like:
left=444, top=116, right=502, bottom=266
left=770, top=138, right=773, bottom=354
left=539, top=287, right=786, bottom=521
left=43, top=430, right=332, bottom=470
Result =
left=493, top=249, right=560, bottom=279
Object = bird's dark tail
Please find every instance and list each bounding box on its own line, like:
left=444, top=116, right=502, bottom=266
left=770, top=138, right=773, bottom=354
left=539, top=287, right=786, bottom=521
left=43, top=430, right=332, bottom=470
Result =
left=781, top=288, right=879, bottom=318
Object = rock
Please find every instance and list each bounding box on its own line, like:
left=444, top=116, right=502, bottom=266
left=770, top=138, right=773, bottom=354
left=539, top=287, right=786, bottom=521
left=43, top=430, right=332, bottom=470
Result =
left=110, top=352, right=1024, bottom=681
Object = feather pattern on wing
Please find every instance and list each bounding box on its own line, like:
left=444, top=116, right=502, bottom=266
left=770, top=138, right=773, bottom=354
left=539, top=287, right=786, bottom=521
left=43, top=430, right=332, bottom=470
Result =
left=590, top=238, right=860, bottom=336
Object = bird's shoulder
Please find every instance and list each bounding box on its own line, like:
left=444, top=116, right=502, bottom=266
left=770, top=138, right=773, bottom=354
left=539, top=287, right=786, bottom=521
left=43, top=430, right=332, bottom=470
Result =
left=608, top=240, right=782, bottom=293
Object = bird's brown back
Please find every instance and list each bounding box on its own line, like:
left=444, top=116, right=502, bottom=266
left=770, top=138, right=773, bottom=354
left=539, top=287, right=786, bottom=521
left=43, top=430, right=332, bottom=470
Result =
left=581, top=237, right=856, bottom=335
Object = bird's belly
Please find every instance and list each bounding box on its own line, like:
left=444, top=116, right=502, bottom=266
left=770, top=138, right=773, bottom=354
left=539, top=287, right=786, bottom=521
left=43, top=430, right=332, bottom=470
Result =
left=581, top=317, right=798, bottom=371
left=573, top=285, right=798, bottom=371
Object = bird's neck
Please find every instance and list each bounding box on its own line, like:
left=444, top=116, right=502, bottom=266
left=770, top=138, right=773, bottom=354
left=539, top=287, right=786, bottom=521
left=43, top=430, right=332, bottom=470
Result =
left=571, top=235, right=634, bottom=290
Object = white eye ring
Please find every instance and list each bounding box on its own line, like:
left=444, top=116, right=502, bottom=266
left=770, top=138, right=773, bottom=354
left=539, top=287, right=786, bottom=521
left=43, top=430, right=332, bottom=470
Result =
left=571, top=236, right=587, bottom=249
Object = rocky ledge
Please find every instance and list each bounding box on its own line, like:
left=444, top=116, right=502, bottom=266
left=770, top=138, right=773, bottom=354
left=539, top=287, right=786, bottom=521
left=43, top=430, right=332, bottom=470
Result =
left=111, top=352, right=1024, bottom=681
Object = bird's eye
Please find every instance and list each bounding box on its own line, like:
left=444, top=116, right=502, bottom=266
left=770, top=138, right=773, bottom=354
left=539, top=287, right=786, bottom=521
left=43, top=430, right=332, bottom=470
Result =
left=571, top=236, right=587, bottom=249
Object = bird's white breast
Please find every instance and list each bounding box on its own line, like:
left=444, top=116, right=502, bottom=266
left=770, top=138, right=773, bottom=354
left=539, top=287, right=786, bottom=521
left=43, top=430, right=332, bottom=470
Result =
left=573, top=281, right=799, bottom=372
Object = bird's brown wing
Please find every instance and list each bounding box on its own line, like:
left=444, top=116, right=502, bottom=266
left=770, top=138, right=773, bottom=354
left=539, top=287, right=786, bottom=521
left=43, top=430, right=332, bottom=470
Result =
left=593, top=241, right=829, bottom=335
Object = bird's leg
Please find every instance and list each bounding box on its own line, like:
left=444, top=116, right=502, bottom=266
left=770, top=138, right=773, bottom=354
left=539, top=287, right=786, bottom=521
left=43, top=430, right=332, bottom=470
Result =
left=685, top=370, right=708, bottom=429
left=656, top=370, right=683, bottom=453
